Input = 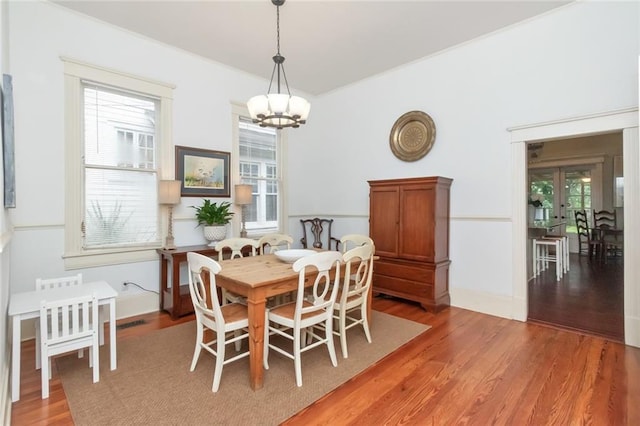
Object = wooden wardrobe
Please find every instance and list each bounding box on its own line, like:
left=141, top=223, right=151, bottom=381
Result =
left=368, top=176, right=452, bottom=311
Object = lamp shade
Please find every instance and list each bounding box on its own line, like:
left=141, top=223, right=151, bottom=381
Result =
left=235, top=184, right=253, bottom=205
left=158, top=180, right=181, bottom=205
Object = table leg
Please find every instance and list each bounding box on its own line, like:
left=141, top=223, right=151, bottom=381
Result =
left=171, top=257, right=180, bottom=320
left=12, top=315, right=22, bottom=402
left=109, top=299, right=117, bottom=370
left=247, top=293, right=267, bottom=390
left=160, top=256, right=168, bottom=310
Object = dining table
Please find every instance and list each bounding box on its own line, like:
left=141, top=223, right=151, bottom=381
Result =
left=8, top=280, right=118, bottom=402
left=215, top=252, right=367, bottom=391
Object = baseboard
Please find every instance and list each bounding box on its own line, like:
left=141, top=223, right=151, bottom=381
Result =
left=625, top=314, right=640, bottom=348
left=116, top=292, right=159, bottom=319
left=0, top=363, right=10, bottom=424
left=450, top=287, right=514, bottom=320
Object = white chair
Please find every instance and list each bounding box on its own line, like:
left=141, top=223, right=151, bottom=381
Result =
left=263, top=251, right=342, bottom=387
left=187, top=252, right=250, bottom=392
left=339, top=234, right=374, bottom=253
left=333, top=244, right=374, bottom=358
left=39, top=293, right=99, bottom=399
left=215, top=238, right=260, bottom=304
left=258, top=233, right=293, bottom=254
left=34, top=274, right=107, bottom=369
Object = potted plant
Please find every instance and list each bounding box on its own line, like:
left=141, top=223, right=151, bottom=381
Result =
left=191, top=199, right=234, bottom=245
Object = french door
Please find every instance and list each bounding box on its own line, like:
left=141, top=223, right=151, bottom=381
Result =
left=529, top=165, right=595, bottom=252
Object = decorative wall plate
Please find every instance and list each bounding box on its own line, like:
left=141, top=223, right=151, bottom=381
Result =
left=389, top=111, right=436, bottom=162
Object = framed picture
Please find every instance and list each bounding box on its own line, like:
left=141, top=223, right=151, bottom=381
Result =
left=2, top=74, right=16, bottom=208
left=175, top=146, right=230, bottom=197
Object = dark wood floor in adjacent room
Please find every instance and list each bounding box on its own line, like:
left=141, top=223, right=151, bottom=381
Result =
left=12, top=295, right=639, bottom=425
left=528, top=252, right=624, bottom=342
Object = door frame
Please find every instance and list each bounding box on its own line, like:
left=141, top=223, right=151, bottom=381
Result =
left=509, top=107, right=639, bottom=347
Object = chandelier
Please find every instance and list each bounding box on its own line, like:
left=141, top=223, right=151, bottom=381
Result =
left=247, top=0, right=310, bottom=129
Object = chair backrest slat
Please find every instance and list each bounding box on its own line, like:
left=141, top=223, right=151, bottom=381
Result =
left=187, top=252, right=225, bottom=327
left=293, top=251, right=342, bottom=320
left=215, top=238, right=259, bottom=261
left=40, top=294, right=97, bottom=344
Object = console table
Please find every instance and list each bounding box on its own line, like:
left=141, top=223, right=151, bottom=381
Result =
left=157, top=245, right=219, bottom=319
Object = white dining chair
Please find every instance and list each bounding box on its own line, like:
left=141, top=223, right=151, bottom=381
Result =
left=339, top=234, right=374, bottom=253
left=34, top=273, right=107, bottom=369
left=39, top=293, right=100, bottom=399
left=263, top=251, right=342, bottom=387
left=258, top=233, right=293, bottom=254
left=215, top=237, right=260, bottom=304
left=187, top=252, right=250, bottom=392
left=333, top=244, right=374, bottom=358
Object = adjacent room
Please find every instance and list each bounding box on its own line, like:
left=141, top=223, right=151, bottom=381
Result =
left=1, top=0, right=638, bottom=424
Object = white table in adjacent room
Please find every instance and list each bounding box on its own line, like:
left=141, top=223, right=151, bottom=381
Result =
left=8, top=280, right=118, bottom=402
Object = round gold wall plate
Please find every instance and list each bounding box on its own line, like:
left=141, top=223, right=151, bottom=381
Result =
left=389, top=111, right=436, bottom=162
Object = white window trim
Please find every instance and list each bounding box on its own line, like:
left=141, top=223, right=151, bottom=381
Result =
left=231, top=102, right=288, bottom=238
left=62, top=57, right=175, bottom=269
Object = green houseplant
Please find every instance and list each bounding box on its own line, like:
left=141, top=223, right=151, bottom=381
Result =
left=191, top=199, right=234, bottom=226
left=191, top=200, right=234, bottom=246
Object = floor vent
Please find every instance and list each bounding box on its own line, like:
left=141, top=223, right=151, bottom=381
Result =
left=116, top=319, right=146, bottom=330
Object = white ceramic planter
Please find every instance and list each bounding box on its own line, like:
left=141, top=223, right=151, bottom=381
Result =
left=203, top=225, right=227, bottom=246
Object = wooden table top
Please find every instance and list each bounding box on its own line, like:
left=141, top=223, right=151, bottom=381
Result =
left=217, top=254, right=300, bottom=288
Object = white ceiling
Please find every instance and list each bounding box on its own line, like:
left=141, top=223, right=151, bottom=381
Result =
left=52, top=0, right=572, bottom=95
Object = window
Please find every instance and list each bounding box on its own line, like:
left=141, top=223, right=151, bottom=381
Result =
left=63, top=58, right=174, bottom=268
left=232, top=106, right=285, bottom=236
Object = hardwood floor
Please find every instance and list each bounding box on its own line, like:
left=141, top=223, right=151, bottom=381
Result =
left=528, top=252, right=624, bottom=342
left=12, top=297, right=639, bottom=425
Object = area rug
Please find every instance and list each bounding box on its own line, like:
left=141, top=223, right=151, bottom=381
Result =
left=57, top=311, right=429, bottom=425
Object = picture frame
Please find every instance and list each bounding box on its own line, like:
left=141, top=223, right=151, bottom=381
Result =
left=175, top=146, right=230, bottom=197
left=2, top=74, right=16, bottom=208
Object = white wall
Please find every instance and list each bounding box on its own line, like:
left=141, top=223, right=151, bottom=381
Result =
left=6, top=1, right=313, bottom=299
left=4, top=0, right=638, bottom=324
left=288, top=1, right=639, bottom=314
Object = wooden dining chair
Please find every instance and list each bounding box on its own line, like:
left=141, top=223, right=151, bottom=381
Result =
left=39, top=293, right=100, bottom=399
left=263, top=251, right=342, bottom=387
left=333, top=244, right=374, bottom=358
left=258, top=233, right=293, bottom=254
left=339, top=234, right=374, bottom=253
left=186, top=252, right=250, bottom=392
left=215, top=237, right=260, bottom=304
left=593, top=209, right=623, bottom=259
left=575, top=210, right=602, bottom=260
left=300, top=218, right=340, bottom=251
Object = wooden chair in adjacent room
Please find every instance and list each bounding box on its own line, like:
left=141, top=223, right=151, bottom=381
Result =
left=593, top=209, right=623, bottom=259
left=258, top=233, right=293, bottom=254
left=263, top=251, right=342, bottom=387
left=186, top=252, right=250, bottom=392
left=300, top=218, right=340, bottom=251
left=39, top=293, right=100, bottom=399
left=575, top=210, right=603, bottom=261
left=215, top=237, right=260, bottom=304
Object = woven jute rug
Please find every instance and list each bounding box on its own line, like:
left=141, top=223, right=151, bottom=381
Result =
left=57, top=311, right=429, bottom=425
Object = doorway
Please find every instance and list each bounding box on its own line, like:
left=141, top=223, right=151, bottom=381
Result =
left=508, top=107, right=639, bottom=348
left=526, top=134, right=623, bottom=339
